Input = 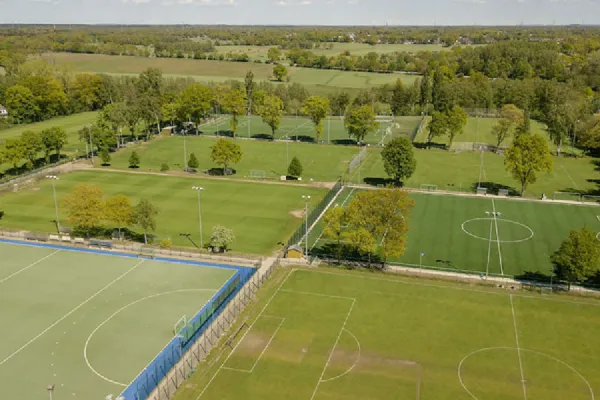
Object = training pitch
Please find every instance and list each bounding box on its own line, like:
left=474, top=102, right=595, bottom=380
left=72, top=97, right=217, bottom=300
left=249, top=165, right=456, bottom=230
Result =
left=309, top=188, right=600, bottom=276
left=174, top=267, right=600, bottom=400
left=0, top=241, right=236, bottom=399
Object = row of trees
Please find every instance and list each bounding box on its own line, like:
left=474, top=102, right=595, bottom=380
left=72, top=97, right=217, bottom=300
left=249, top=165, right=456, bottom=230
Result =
left=0, top=127, right=68, bottom=171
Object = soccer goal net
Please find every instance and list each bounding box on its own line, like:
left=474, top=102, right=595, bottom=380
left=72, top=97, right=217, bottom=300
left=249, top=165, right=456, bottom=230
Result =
left=498, top=189, right=509, bottom=197
left=138, top=247, right=156, bottom=259
left=477, top=187, right=488, bottom=196
left=420, top=184, right=438, bottom=192
left=250, top=170, right=266, bottom=180
left=173, top=315, right=188, bottom=336
left=582, top=195, right=600, bottom=204
left=348, top=147, right=368, bottom=173
left=553, top=191, right=582, bottom=202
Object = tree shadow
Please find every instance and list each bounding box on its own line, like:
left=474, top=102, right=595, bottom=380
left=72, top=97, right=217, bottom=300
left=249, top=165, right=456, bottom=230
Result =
left=215, top=130, right=235, bottom=138
left=128, top=165, right=140, bottom=169
left=472, top=182, right=519, bottom=196
left=413, top=142, right=447, bottom=150
left=252, top=133, right=274, bottom=141
left=310, top=242, right=385, bottom=269
left=332, top=139, right=358, bottom=146
left=363, top=177, right=392, bottom=187
left=290, top=135, right=315, bottom=143
left=205, top=167, right=238, bottom=176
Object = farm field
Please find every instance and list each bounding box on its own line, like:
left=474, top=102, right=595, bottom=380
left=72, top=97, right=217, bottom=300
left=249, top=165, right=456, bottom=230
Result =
left=0, top=111, right=99, bottom=174
left=354, top=147, right=599, bottom=198
left=174, top=267, right=600, bottom=400
left=0, top=171, right=327, bottom=254
left=0, top=241, right=236, bottom=400
left=309, top=187, right=600, bottom=276
left=38, top=53, right=416, bottom=91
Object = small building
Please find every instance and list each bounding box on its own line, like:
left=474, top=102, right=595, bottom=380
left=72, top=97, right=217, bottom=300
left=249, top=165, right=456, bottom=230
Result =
left=0, top=105, right=7, bottom=118
left=285, top=244, right=304, bottom=259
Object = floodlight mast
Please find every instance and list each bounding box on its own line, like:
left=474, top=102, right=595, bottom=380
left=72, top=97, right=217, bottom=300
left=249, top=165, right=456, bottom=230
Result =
left=302, top=195, right=311, bottom=258
left=192, top=187, right=205, bottom=249
left=46, top=176, right=60, bottom=232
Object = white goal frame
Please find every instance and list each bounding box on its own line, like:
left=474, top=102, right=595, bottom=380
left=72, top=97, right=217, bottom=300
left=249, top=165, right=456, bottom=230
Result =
left=420, top=184, right=438, bottom=192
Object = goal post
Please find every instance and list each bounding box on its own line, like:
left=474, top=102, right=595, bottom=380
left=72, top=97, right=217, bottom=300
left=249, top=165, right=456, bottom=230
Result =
left=582, top=195, right=600, bottom=204
left=173, top=315, right=188, bottom=336
left=138, top=247, right=156, bottom=259
left=553, top=191, right=582, bottom=202
left=250, top=170, right=266, bottom=180
left=419, top=184, right=437, bottom=192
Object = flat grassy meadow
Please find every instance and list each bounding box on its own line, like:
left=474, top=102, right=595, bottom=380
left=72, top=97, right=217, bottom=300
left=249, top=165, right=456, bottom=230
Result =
left=0, top=171, right=327, bottom=254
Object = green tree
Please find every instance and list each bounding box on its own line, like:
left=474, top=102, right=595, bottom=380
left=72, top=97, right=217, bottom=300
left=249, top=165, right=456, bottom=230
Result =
left=244, top=70, right=255, bottom=103
left=381, top=137, right=417, bottom=185
left=41, top=127, right=68, bottom=162
left=78, top=125, right=117, bottom=155
left=345, top=105, right=379, bottom=143
left=63, top=184, right=105, bottom=236
left=123, top=103, right=142, bottom=140
left=288, top=156, right=303, bottom=177
left=71, top=73, right=104, bottom=111
left=1, top=138, right=24, bottom=169
left=177, top=84, right=214, bottom=132
left=552, top=227, right=600, bottom=287
left=427, top=111, right=447, bottom=146
left=209, top=225, right=236, bottom=252
left=20, top=130, right=43, bottom=167
left=188, top=152, right=199, bottom=170
left=134, top=198, right=159, bottom=245
left=105, top=194, right=134, bottom=239
left=267, top=47, right=282, bottom=63
left=222, top=88, right=247, bottom=136
left=322, top=205, right=346, bottom=264
left=546, top=104, right=573, bottom=156
left=4, top=85, right=38, bottom=122
left=492, top=104, right=525, bottom=150
left=98, top=102, right=128, bottom=135
left=129, top=151, right=140, bottom=168
left=273, top=64, right=288, bottom=82
left=301, top=96, right=330, bottom=142
left=100, top=148, right=111, bottom=165
left=505, top=134, right=553, bottom=196
left=210, top=138, right=242, bottom=175
left=259, top=95, right=284, bottom=137
left=445, top=105, right=468, bottom=147
left=160, top=163, right=170, bottom=172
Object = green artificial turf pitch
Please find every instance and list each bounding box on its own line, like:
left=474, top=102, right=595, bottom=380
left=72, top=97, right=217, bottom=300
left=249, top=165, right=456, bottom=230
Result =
left=173, top=267, right=600, bottom=400
left=309, top=188, right=600, bottom=277
left=0, top=171, right=327, bottom=254
left=0, top=241, right=235, bottom=400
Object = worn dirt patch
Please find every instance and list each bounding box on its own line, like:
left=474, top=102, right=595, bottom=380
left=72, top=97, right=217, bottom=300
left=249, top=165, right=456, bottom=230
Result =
left=289, top=209, right=305, bottom=219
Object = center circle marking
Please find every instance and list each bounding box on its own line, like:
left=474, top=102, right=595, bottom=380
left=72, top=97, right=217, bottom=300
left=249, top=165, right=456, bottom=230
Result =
left=461, top=218, right=534, bottom=243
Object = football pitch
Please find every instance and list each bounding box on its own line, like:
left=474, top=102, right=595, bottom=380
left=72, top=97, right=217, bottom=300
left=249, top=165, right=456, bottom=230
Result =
left=309, top=188, right=600, bottom=277
left=174, top=267, right=600, bottom=400
left=0, top=241, right=238, bottom=400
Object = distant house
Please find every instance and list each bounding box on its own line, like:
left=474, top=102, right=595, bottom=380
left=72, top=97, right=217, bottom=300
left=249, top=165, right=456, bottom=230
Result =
left=0, top=105, right=7, bottom=118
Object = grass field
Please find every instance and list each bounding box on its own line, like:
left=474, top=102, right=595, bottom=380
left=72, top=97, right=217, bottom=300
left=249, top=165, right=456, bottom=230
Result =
left=308, top=187, right=600, bottom=277
left=174, top=267, right=600, bottom=400
left=353, top=147, right=600, bottom=198
left=0, top=241, right=235, bottom=400
left=0, top=171, right=327, bottom=254
left=38, top=53, right=416, bottom=92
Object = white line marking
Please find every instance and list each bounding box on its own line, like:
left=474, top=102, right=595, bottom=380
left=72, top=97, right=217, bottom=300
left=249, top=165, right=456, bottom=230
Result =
left=310, top=299, right=356, bottom=400
left=248, top=317, right=285, bottom=373
left=0, top=250, right=60, bottom=284
left=319, top=329, right=361, bottom=383
left=485, top=219, right=493, bottom=277
left=195, top=269, right=295, bottom=399
left=510, top=295, right=527, bottom=400
left=561, top=164, right=580, bottom=190
left=0, top=260, right=144, bottom=367
left=221, top=366, right=252, bottom=373
left=492, top=199, right=504, bottom=275
left=279, top=289, right=356, bottom=301
left=85, top=288, right=217, bottom=386
left=310, top=188, right=355, bottom=251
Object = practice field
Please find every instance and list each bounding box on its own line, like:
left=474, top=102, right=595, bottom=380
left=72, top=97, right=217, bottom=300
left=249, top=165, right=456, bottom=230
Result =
left=309, top=187, right=600, bottom=277
left=353, top=147, right=599, bottom=199
left=174, top=268, right=600, bottom=400
left=0, top=241, right=236, bottom=400
left=0, top=171, right=327, bottom=254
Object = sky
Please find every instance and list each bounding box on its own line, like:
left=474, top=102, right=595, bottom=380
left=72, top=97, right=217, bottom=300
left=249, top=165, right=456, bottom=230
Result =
left=0, top=0, right=597, bottom=26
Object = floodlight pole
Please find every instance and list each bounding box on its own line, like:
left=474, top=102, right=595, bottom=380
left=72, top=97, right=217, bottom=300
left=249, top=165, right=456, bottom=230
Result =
left=477, top=146, right=484, bottom=189
left=248, top=90, right=252, bottom=138
left=327, top=112, right=331, bottom=144
left=47, top=384, right=54, bottom=400
left=46, top=176, right=60, bottom=232
left=88, top=125, right=94, bottom=166
left=192, top=187, right=204, bottom=249
left=302, top=195, right=311, bottom=258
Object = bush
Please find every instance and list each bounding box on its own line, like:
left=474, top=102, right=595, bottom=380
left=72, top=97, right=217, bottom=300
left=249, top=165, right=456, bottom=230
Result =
left=288, top=156, right=303, bottom=178
left=188, top=152, right=199, bottom=170
left=160, top=163, right=170, bottom=172
left=100, top=149, right=111, bottom=165
left=160, top=238, right=172, bottom=249
left=129, top=151, right=140, bottom=168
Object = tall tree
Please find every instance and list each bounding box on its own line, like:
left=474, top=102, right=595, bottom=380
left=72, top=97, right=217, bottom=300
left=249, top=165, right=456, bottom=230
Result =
left=546, top=104, right=573, bottom=156
left=427, top=111, right=447, bottom=146
left=210, top=138, right=242, bottom=175
left=301, top=96, right=330, bottom=142
left=177, top=84, right=214, bottom=132
left=345, top=105, right=379, bottom=143
left=322, top=205, right=346, bottom=264
left=63, top=184, right=105, bottom=236
left=71, top=73, right=104, bottom=111
left=244, top=70, right=255, bottom=102
left=552, top=227, right=600, bottom=287
left=492, top=104, right=525, bottom=150
left=505, top=133, right=553, bottom=196
left=41, top=127, right=68, bottom=162
left=258, top=95, right=284, bottom=137
left=4, top=85, right=38, bottom=122
left=273, top=64, right=288, bottom=82
left=1, top=138, right=24, bottom=169
left=381, top=137, right=417, bottom=185
left=445, top=105, right=468, bottom=147
left=134, top=198, right=158, bottom=245
left=105, top=194, right=134, bottom=239
left=222, top=88, right=247, bottom=136
left=20, top=130, right=44, bottom=167
left=390, top=79, right=406, bottom=115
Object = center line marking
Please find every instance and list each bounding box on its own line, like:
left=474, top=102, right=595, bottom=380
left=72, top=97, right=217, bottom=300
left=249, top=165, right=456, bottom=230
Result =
left=510, top=294, right=528, bottom=400
left=492, top=199, right=504, bottom=275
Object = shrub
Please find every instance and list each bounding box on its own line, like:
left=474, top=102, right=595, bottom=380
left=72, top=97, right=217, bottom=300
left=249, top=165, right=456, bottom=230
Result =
left=160, top=163, right=170, bottom=172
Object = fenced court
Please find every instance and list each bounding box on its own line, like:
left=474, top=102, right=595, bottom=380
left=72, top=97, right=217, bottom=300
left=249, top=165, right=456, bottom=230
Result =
left=308, top=187, right=600, bottom=277
left=0, top=240, right=252, bottom=400
left=174, top=268, right=600, bottom=400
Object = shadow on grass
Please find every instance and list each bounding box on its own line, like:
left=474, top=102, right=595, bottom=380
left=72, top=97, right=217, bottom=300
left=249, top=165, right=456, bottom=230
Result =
left=363, top=177, right=392, bottom=187
left=205, top=167, right=237, bottom=176
left=290, top=135, right=315, bottom=143
left=332, top=139, right=358, bottom=146
left=252, top=133, right=274, bottom=141
left=309, top=242, right=385, bottom=270
left=413, top=142, right=447, bottom=150
left=215, top=130, right=235, bottom=138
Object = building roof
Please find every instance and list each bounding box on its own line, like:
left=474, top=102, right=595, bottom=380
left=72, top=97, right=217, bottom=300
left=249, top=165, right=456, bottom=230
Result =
left=287, top=244, right=303, bottom=252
